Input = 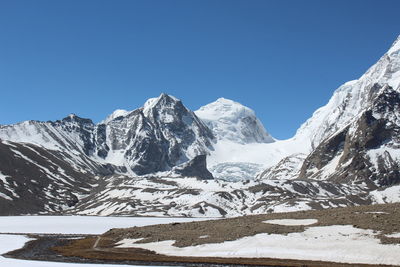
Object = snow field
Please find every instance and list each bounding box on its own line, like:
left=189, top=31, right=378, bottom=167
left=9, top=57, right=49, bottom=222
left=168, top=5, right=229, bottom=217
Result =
left=0, top=215, right=209, bottom=235
left=117, top=225, right=400, bottom=265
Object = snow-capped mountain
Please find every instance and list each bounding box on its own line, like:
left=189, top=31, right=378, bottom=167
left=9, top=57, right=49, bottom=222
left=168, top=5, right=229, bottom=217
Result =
left=1, top=36, right=400, bottom=217
left=195, top=98, right=274, bottom=144
left=0, top=94, right=215, bottom=176
left=263, top=35, right=400, bottom=186
left=95, top=93, right=215, bottom=174
left=100, top=109, right=130, bottom=124
left=195, top=98, right=282, bottom=181
left=295, top=35, right=400, bottom=150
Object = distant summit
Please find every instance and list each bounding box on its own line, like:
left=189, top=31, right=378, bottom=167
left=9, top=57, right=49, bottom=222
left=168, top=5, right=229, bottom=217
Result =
left=195, top=97, right=275, bottom=144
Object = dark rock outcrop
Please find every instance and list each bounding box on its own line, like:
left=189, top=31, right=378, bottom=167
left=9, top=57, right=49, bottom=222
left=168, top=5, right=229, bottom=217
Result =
left=172, top=155, right=214, bottom=180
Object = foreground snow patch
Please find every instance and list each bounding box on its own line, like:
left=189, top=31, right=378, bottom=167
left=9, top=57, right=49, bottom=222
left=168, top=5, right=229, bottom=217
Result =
left=117, top=225, right=400, bottom=265
left=386, top=232, right=400, bottom=238
left=263, top=219, right=318, bottom=226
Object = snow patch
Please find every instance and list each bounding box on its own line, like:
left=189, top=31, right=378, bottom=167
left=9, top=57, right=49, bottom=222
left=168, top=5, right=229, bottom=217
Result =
left=369, top=184, right=400, bottom=204
left=263, top=219, right=318, bottom=226
left=101, top=109, right=130, bottom=124
left=386, top=232, right=400, bottom=238
left=118, top=225, right=400, bottom=265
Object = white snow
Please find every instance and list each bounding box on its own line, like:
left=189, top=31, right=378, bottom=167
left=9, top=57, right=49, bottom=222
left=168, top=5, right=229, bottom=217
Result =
left=207, top=138, right=307, bottom=173
left=100, top=109, right=130, bottom=124
left=143, top=93, right=179, bottom=117
left=195, top=98, right=275, bottom=144
left=117, top=225, right=400, bottom=265
left=386, top=232, right=400, bottom=238
left=0, top=216, right=211, bottom=235
left=367, top=146, right=400, bottom=170
left=209, top=162, right=262, bottom=181
left=263, top=219, right=318, bottom=226
left=294, top=35, right=400, bottom=149
left=369, top=184, right=400, bottom=204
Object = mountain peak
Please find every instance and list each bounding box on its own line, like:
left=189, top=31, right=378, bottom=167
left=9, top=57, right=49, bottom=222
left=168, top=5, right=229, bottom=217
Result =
left=100, top=109, right=130, bottom=124
left=143, top=93, right=180, bottom=114
left=215, top=97, right=237, bottom=104
left=62, top=113, right=93, bottom=124
left=195, top=98, right=274, bottom=144
left=295, top=35, right=400, bottom=149
left=388, top=35, right=400, bottom=55
left=196, top=98, right=255, bottom=121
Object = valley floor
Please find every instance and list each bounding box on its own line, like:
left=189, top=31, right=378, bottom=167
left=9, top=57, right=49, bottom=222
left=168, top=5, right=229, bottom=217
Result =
left=54, top=203, right=400, bottom=267
left=3, top=204, right=400, bottom=267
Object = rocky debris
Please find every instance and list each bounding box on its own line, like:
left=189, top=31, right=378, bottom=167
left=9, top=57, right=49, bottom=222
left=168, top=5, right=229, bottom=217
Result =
left=171, top=155, right=214, bottom=180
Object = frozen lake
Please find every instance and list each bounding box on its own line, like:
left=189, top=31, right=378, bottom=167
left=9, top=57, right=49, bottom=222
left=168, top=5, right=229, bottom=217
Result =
left=0, top=215, right=211, bottom=267
left=0, top=215, right=211, bottom=234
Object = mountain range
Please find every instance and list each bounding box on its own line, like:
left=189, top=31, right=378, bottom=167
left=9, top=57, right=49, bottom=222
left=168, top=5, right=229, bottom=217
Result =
left=0, top=36, right=400, bottom=216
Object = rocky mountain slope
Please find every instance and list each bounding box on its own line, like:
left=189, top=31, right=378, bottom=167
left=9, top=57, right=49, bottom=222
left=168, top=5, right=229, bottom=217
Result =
left=1, top=36, right=400, bottom=216
left=260, top=35, right=400, bottom=186
left=67, top=175, right=373, bottom=217
left=0, top=139, right=111, bottom=215
left=0, top=94, right=215, bottom=176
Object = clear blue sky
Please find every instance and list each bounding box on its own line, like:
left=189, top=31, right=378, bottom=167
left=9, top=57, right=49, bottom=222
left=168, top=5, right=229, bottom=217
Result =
left=0, top=0, right=399, bottom=139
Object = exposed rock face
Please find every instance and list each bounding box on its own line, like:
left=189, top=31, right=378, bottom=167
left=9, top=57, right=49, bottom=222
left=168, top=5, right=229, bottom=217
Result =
left=258, top=153, right=306, bottom=180
left=299, top=84, right=400, bottom=187
left=0, top=140, right=111, bottom=215
left=0, top=94, right=217, bottom=214
left=99, top=94, right=215, bottom=174
left=260, top=36, right=400, bottom=187
left=295, top=36, right=400, bottom=150
left=0, top=94, right=215, bottom=176
left=68, top=175, right=373, bottom=217
left=172, top=155, right=214, bottom=180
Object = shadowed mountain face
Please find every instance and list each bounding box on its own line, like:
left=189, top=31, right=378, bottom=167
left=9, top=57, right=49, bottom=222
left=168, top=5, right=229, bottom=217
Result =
left=100, top=93, right=215, bottom=175
left=0, top=94, right=215, bottom=176
left=0, top=140, right=111, bottom=215
left=1, top=37, right=400, bottom=216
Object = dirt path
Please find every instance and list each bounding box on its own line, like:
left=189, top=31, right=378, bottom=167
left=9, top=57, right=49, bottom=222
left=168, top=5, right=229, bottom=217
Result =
left=92, top=236, right=101, bottom=250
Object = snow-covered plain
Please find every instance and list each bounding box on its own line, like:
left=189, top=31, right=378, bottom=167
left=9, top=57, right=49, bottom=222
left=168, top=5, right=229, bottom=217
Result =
left=117, top=225, right=400, bottom=265
left=0, top=216, right=206, bottom=267
left=0, top=215, right=209, bottom=234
